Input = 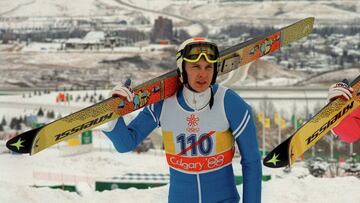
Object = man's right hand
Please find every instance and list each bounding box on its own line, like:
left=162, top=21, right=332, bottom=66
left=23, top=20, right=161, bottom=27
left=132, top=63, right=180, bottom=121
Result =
left=103, top=80, right=133, bottom=132
left=328, top=81, right=353, bottom=102
left=111, top=80, right=134, bottom=102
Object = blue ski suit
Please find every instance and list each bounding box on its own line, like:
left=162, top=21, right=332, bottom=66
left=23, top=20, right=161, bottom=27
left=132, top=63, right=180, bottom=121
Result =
left=103, top=84, right=262, bottom=203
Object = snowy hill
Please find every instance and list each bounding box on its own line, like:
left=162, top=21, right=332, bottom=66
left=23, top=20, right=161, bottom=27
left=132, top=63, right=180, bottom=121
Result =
left=296, top=67, right=360, bottom=86
left=246, top=59, right=308, bottom=85
left=228, top=59, right=360, bottom=87
left=162, top=1, right=360, bottom=24
left=0, top=0, right=125, bottom=17
left=1, top=0, right=359, bottom=24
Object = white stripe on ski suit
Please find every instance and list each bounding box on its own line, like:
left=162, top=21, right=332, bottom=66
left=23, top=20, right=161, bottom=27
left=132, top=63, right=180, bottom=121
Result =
left=197, top=174, right=202, bottom=203
left=234, top=115, right=250, bottom=139
left=233, top=110, right=250, bottom=139
left=146, top=104, right=158, bottom=125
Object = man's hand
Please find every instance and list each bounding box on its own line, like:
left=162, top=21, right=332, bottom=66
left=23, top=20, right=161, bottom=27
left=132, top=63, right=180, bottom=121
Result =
left=103, top=79, right=133, bottom=132
left=111, top=79, right=134, bottom=102
left=328, top=80, right=353, bottom=102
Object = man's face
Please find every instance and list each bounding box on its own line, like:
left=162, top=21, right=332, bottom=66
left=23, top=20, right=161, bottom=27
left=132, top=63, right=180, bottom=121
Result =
left=184, top=57, right=214, bottom=93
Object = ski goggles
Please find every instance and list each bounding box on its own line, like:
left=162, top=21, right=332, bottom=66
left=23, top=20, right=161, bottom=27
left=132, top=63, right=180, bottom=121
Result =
left=181, top=43, right=219, bottom=63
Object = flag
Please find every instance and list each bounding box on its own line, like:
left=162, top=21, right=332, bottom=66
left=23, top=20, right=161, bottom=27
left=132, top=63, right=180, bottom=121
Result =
left=307, top=113, right=313, bottom=121
left=275, top=112, right=286, bottom=129
left=265, top=118, right=271, bottom=128
left=281, top=118, right=286, bottom=129
left=274, top=112, right=280, bottom=125
left=291, top=115, right=302, bottom=130
left=258, top=112, right=264, bottom=124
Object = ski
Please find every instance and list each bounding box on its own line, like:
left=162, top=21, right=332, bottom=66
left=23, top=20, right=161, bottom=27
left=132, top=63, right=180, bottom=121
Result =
left=6, top=17, right=314, bottom=155
left=263, top=74, right=360, bottom=168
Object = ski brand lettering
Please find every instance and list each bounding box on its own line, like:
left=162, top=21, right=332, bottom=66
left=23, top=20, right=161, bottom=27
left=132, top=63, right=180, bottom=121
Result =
left=306, top=101, right=354, bottom=145
left=55, top=112, right=113, bottom=141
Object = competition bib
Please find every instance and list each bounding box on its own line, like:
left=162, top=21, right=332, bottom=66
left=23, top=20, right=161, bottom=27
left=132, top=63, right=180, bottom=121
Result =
left=160, top=86, right=235, bottom=174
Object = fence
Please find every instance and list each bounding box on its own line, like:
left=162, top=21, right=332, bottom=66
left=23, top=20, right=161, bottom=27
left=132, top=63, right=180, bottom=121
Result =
left=32, top=171, right=101, bottom=186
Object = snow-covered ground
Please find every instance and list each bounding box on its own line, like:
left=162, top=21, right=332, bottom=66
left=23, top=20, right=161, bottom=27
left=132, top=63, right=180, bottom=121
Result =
left=0, top=90, right=107, bottom=125
left=0, top=146, right=359, bottom=203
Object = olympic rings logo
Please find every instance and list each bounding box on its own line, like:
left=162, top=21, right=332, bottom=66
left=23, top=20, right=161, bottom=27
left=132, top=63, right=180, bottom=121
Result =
left=207, top=155, right=224, bottom=168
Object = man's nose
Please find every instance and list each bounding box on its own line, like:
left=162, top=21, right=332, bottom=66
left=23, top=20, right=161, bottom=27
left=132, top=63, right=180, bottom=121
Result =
left=197, top=68, right=208, bottom=78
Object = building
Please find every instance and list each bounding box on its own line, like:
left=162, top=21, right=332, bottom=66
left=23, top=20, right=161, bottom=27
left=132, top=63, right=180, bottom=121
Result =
left=65, top=31, right=127, bottom=50
left=151, top=16, right=173, bottom=43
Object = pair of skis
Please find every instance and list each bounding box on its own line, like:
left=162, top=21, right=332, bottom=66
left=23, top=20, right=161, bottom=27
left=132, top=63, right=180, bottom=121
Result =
left=6, top=17, right=315, bottom=157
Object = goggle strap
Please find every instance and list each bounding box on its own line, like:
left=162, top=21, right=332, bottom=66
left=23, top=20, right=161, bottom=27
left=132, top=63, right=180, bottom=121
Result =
left=176, top=51, right=183, bottom=61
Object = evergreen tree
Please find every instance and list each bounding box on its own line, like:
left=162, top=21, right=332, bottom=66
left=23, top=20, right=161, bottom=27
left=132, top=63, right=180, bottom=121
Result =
left=46, top=111, right=51, bottom=119
left=37, top=108, right=44, bottom=117
left=10, top=118, right=17, bottom=129
left=46, top=110, right=55, bottom=119
left=18, top=116, right=23, bottom=124
left=15, top=122, right=22, bottom=130
left=1, top=116, right=6, bottom=126
left=50, top=110, right=55, bottom=118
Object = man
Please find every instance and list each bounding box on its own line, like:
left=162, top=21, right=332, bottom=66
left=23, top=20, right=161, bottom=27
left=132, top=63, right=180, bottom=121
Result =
left=328, top=81, right=360, bottom=143
left=103, top=38, right=262, bottom=203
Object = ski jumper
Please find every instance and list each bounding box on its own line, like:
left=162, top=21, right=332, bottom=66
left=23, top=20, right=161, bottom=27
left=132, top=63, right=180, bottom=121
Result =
left=103, top=84, right=262, bottom=203
left=332, top=107, right=360, bottom=143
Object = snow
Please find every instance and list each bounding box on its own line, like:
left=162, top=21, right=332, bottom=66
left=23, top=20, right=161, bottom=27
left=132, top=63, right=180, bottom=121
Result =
left=82, top=31, right=106, bottom=44
left=21, top=43, right=63, bottom=52
left=0, top=90, right=104, bottom=108
left=123, top=0, right=173, bottom=11
left=0, top=147, right=360, bottom=203
left=179, top=23, right=203, bottom=37
left=262, top=175, right=360, bottom=203
left=0, top=0, right=127, bottom=17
